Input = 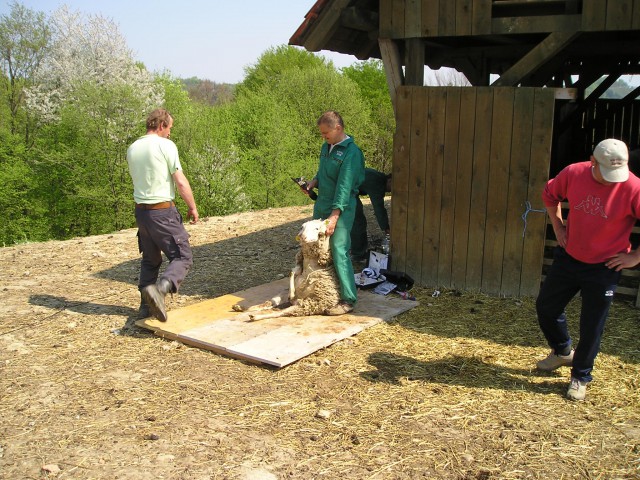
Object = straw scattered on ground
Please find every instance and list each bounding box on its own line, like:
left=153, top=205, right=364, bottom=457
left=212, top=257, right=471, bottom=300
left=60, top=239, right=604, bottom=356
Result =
left=1, top=201, right=639, bottom=480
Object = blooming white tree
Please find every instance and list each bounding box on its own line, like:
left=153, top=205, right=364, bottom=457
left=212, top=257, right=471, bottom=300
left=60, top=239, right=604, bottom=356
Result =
left=25, top=5, right=162, bottom=127
left=23, top=5, right=165, bottom=231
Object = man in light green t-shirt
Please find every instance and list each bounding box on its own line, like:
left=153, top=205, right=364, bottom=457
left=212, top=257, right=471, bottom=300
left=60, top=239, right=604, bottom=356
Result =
left=126, top=108, right=199, bottom=322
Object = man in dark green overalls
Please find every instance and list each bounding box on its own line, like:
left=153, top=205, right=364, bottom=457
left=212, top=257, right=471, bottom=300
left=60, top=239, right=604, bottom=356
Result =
left=304, top=111, right=365, bottom=315
left=350, top=168, right=392, bottom=261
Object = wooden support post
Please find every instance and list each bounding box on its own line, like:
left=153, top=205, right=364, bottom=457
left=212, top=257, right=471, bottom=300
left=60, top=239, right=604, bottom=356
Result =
left=379, top=38, right=404, bottom=113
left=405, top=38, right=425, bottom=86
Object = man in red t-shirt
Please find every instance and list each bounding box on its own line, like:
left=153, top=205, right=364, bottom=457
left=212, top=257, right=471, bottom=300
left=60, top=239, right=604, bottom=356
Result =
left=536, top=138, right=640, bottom=401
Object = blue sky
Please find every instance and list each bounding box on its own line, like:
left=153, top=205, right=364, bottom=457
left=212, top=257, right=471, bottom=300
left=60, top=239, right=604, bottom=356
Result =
left=0, top=0, right=357, bottom=83
left=2, top=1, right=638, bottom=87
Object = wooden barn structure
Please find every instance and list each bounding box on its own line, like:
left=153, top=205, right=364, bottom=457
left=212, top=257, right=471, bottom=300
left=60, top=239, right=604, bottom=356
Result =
left=291, top=0, right=640, bottom=302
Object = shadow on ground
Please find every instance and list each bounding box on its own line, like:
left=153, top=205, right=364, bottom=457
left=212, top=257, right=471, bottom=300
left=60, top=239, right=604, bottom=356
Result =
left=391, top=288, right=640, bottom=366
left=95, top=217, right=309, bottom=299
left=361, top=351, right=566, bottom=397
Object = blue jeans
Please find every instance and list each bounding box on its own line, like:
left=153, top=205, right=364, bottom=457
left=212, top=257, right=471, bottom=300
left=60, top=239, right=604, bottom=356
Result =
left=536, top=247, right=620, bottom=383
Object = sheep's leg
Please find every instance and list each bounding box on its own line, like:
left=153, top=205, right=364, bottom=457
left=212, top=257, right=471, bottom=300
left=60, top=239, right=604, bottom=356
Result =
left=289, top=269, right=298, bottom=302
left=248, top=304, right=302, bottom=322
left=232, top=289, right=288, bottom=312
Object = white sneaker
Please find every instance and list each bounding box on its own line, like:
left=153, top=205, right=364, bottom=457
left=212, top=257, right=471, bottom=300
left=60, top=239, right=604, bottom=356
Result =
left=536, top=349, right=574, bottom=371
left=566, top=377, right=587, bottom=401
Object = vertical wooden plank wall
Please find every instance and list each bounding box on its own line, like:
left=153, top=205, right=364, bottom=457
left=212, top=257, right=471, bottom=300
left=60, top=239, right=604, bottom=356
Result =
left=405, top=0, right=422, bottom=37
left=406, top=89, right=429, bottom=282
left=521, top=89, right=556, bottom=295
left=438, top=0, right=456, bottom=36
left=438, top=87, right=461, bottom=286
left=465, top=88, right=493, bottom=290
left=391, top=86, right=554, bottom=296
left=380, top=0, right=492, bottom=38
left=379, top=0, right=406, bottom=38
left=503, top=89, right=535, bottom=296
left=421, top=0, right=440, bottom=37
left=481, top=89, right=515, bottom=293
left=582, top=100, right=640, bottom=150
left=606, top=0, right=634, bottom=29
left=456, top=0, right=474, bottom=36
left=381, top=0, right=640, bottom=39
left=581, top=0, right=640, bottom=30
left=472, top=0, right=492, bottom=35
left=582, top=0, right=608, bottom=30
left=390, top=88, right=413, bottom=274
left=392, top=0, right=406, bottom=38
left=420, top=89, right=446, bottom=285
left=451, top=89, right=476, bottom=288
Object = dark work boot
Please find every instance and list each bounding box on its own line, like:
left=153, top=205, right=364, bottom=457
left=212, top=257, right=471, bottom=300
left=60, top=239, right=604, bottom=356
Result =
left=137, top=296, right=151, bottom=319
left=141, top=278, right=173, bottom=322
left=157, top=278, right=173, bottom=295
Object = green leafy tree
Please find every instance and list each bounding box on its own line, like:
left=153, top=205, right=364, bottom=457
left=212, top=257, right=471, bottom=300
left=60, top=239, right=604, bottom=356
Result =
left=23, top=5, right=164, bottom=237
left=0, top=1, right=50, bottom=139
left=232, top=90, right=310, bottom=208
left=239, top=45, right=328, bottom=94
left=342, top=60, right=395, bottom=172
left=232, top=45, right=376, bottom=209
left=0, top=128, right=50, bottom=244
left=152, top=75, right=251, bottom=216
left=181, top=77, right=235, bottom=106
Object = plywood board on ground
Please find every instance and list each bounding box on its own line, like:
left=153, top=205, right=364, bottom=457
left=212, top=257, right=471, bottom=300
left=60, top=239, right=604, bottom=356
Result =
left=137, top=278, right=418, bottom=367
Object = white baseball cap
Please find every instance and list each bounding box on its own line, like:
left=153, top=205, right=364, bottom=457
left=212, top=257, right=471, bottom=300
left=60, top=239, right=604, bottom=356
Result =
left=593, top=139, right=629, bottom=182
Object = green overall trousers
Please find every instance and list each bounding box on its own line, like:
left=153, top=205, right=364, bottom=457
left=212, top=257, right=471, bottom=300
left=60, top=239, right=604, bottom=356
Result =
left=313, top=136, right=365, bottom=305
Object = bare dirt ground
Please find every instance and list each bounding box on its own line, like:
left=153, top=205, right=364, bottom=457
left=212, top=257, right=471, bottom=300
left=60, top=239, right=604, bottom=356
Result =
left=1, top=201, right=639, bottom=480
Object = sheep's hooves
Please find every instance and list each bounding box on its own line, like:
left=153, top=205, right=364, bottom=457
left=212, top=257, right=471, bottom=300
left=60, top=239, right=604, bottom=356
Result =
left=232, top=304, right=244, bottom=312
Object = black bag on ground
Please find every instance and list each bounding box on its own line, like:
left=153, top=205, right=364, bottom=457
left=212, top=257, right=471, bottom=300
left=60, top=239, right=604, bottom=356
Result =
left=379, top=270, right=414, bottom=291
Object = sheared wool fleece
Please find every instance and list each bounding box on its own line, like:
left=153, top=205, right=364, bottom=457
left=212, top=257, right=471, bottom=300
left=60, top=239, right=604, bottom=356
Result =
left=291, top=234, right=341, bottom=315
left=232, top=219, right=341, bottom=320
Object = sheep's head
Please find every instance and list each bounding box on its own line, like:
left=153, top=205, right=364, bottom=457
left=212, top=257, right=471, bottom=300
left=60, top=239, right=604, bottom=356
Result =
left=296, top=219, right=332, bottom=266
left=296, top=219, right=325, bottom=244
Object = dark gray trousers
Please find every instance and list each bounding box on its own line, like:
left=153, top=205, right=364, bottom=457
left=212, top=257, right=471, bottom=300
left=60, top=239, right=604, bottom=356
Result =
left=135, top=206, right=193, bottom=293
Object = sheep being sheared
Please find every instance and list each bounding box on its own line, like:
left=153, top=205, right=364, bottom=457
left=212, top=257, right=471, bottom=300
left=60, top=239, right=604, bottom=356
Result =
left=232, top=219, right=342, bottom=321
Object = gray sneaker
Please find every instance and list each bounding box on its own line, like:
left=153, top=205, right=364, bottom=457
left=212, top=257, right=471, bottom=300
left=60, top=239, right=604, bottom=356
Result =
left=566, top=377, right=587, bottom=401
left=536, top=349, right=574, bottom=371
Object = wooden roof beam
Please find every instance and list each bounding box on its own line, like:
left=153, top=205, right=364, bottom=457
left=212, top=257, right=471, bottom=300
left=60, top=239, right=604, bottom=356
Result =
left=492, top=14, right=581, bottom=34
left=623, top=85, right=640, bottom=101
left=556, top=71, right=622, bottom=135
left=340, top=6, right=378, bottom=32
left=584, top=72, right=622, bottom=101
left=302, top=0, right=352, bottom=52
left=492, top=31, right=580, bottom=86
